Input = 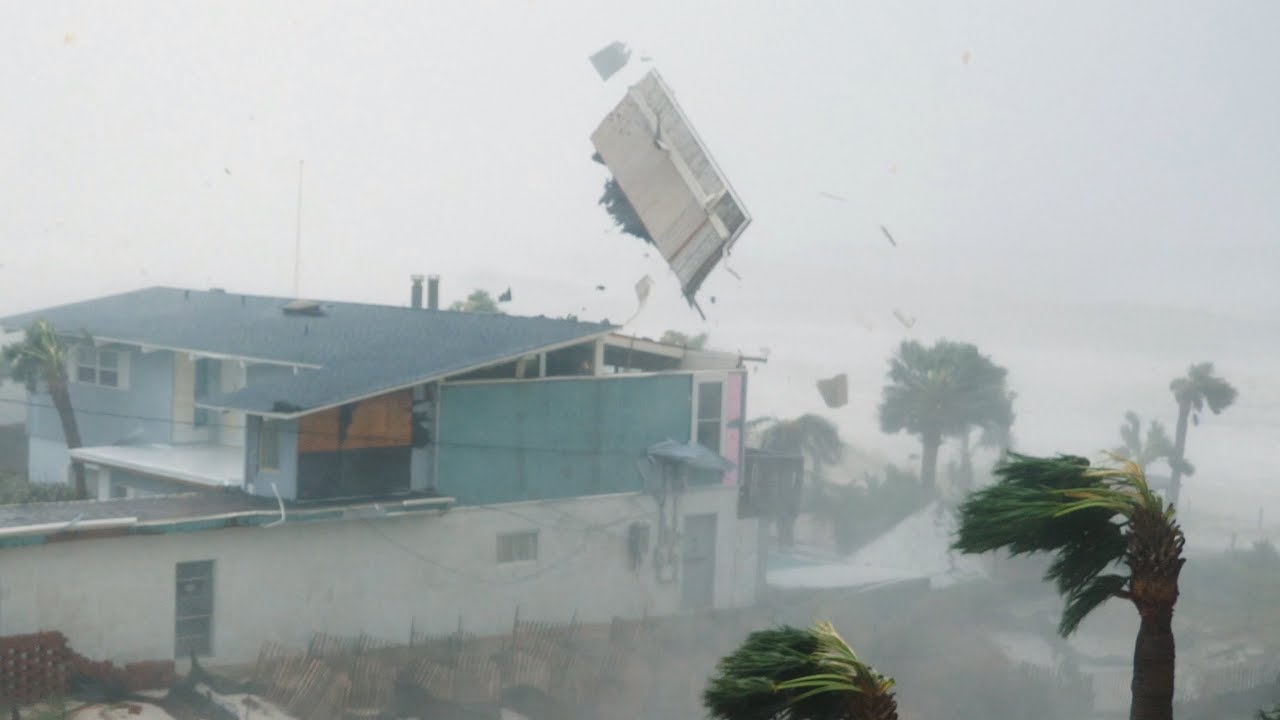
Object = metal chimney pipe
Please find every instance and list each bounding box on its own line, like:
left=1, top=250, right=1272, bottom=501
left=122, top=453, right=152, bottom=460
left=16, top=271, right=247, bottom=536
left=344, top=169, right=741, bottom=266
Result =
left=410, top=275, right=424, bottom=309
left=427, top=275, right=440, bottom=311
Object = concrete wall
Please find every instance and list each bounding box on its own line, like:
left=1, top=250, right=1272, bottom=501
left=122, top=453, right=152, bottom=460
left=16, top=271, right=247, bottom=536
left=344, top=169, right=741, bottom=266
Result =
left=26, top=347, right=175, bottom=483
left=0, top=486, right=759, bottom=665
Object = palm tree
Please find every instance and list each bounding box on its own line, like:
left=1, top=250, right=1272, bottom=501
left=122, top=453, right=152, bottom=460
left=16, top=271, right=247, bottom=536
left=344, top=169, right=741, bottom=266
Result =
left=1167, top=362, right=1237, bottom=506
left=659, top=330, right=709, bottom=349
left=756, top=414, right=843, bottom=546
left=448, top=289, right=503, bottom=313
left=3, top=320, right=88, bottom=498
left=704, top=621, right=897, bottom=720
left=878, top=339, right=1013, bottom=491
left=1114, top=411, right=1175, bottom=473
left=953, top=452, right=1185, bottom=720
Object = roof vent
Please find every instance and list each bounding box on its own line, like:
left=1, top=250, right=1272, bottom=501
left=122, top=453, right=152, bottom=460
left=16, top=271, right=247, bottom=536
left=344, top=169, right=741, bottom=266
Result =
left=282, top=299, right=325, bottom=317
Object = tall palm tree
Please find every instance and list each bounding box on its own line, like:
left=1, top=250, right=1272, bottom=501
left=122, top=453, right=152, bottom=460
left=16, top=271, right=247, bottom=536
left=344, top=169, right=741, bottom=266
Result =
left=1167, top=362, right=1237, bottom=506
left=704, top=621, right=897, bottom=720
left=878, top=339, right=1012, bottom=491
left=953, top=452, right=1185, bottom=720
left=3, top=320, right=88, bottom=498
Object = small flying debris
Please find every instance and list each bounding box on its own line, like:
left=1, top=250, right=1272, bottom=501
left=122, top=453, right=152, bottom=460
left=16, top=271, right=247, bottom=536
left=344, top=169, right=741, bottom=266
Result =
left=640, top=55, right=653, bottom=63
left=881, top=226, right=897, bottom=247
left=595, top=284, right=606, bottom=291
left=816, top=373, right=849, bottom=409
left=498, top=288, right=513, bottom=302
left=589, top=41, right=631, bottom=81
left=224, top=168, right=231, bottom=175
left=709, top=296, right=716, bottom=304
left=962, top=50, right=973, bottom=65
left=63, top=32, right=75, bottom=45
left=819, top=191, right=848, bottom=202
left=634, top=275, right=653, bottom=305
left=893, top=309, right=916, bottom=329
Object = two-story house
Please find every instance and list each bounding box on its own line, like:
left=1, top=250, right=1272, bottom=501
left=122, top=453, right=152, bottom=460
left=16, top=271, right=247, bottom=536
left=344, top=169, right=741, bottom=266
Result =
left=0, top=284, right=763, bottom=666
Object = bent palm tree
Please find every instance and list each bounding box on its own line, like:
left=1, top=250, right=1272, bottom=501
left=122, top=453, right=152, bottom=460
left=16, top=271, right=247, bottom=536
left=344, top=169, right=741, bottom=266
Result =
left=1168, top=362, right=1237, bottom=506
left=3, top=320, right=87, bottom=498
left=704, top=622, right=897, bottom=720
left=953, top=453, right=1185, bottom=720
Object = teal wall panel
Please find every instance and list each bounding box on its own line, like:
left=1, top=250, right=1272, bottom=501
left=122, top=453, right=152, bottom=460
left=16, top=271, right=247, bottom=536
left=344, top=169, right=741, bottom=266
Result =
left=437, top=375, right=693, bottom=505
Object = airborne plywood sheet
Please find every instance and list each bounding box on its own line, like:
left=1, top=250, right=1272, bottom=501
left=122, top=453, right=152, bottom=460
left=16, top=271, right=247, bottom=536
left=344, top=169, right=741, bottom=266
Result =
left=592, top=70, right=750, bottom=302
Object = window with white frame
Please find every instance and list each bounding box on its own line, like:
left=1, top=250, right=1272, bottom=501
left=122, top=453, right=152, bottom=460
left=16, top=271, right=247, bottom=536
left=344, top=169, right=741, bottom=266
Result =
left=497, top=530, right=538, bottom=563
left=73, top=346, right=127, bottom=389
left=696, top=381, right=723, bottom=453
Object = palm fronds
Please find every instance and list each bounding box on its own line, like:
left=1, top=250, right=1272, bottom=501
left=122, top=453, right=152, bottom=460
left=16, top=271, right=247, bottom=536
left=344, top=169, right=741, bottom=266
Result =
left=704, top=623, right=895, bottom=720
left=953, top=452, right=1174, bottom=635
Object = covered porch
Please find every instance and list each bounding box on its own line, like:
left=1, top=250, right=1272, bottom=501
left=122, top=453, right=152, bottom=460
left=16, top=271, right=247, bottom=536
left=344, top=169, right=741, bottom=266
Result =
left=71, top=443, right=244, bottom=499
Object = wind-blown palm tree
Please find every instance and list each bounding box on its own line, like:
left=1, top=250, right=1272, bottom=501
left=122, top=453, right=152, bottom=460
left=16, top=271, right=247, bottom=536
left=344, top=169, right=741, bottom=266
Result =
left=704, top=621, right=897, bottom=720
left=3, top=320, right=87, bottom=498
left=878, top=339, right=1013, bottom=491
left=1167, top=362, right=1237, bottom=506
left=953, top=452, right=1185, bottom=720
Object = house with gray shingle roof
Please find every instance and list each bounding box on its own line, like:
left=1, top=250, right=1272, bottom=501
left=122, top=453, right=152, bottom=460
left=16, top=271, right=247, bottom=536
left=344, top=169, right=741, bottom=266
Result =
left=0, top=283, right=749, bottom=505
left=0, top=282, right=764, bottom=666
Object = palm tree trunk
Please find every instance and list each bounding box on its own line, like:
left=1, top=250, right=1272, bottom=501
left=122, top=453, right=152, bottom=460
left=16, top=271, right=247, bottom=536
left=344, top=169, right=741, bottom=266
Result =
left=959, top=429, right=974, bottom=491
left=1169, top=400, right=1190, bottom=506
left=1127, top=511, right=1184, bottom=720
left=1129, top=607, right=1175, bottom=720
left=46, top=374, right=87, bottom=499
left=920, top=432, right=941, bottom=491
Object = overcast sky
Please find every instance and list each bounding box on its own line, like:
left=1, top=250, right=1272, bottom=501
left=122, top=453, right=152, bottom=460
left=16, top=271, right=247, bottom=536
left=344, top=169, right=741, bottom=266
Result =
left=2, top=2, right=1278, bottom=525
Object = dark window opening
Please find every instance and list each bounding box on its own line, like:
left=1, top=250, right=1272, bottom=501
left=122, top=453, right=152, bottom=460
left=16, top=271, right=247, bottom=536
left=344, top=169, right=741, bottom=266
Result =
left=175, top=560, right=214, bottom=658
left=696, top=381, right=723, bottom=453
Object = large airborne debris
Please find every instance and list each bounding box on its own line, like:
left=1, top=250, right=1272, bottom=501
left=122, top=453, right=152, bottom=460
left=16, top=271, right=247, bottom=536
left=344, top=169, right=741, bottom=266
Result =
left=592, top=70, right=751, bottom=312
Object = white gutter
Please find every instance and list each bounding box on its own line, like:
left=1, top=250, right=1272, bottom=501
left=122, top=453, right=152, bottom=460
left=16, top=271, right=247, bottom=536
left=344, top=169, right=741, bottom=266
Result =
left=0, top=516, right=139, bottom=539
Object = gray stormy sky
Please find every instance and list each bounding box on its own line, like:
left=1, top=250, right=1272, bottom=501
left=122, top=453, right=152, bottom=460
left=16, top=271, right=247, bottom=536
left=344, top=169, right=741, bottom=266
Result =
left=2, top=2, right=1279, bottom=527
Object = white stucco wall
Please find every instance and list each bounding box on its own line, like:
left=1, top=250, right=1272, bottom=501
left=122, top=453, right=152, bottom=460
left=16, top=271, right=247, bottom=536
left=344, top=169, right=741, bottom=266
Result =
left=0, top=485, right=758, bottom=665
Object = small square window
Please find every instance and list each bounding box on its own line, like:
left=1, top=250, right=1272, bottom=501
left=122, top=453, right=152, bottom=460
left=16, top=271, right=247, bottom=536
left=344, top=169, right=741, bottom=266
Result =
left=497, top=531, right=538, bottom=563
left=72, top=346, right=127, bottom=389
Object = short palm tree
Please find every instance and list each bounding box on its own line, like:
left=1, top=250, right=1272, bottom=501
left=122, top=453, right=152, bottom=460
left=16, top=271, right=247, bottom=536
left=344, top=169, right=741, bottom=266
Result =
left=3, top=320, right=88, bottom=498
left=953, top=452, right=1185, bottom=720
left=1114, top=411, right=1175, bottom=473
left=1168, top=362, right=1237, bottom=506
left=704, top=621, right=897, bottom=720
left=756, top=414, right=843, bottom=546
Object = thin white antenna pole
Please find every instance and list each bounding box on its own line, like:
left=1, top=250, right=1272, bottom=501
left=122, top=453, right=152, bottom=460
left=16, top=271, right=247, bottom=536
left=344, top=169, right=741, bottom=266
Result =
left=293, top=160, right=304, bottom=297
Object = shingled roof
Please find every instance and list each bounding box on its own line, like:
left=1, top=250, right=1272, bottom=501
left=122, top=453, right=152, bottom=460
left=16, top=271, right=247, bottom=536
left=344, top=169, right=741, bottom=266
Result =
left=0, top=287, right=615, bottom=416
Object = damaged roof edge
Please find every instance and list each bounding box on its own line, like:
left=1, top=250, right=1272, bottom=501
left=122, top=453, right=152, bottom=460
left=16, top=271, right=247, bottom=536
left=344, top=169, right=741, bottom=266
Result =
left=201, top=326, right=621, bottom=419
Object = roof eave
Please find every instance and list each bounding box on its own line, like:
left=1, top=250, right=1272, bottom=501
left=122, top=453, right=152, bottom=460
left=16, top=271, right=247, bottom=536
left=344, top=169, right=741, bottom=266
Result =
left=204, top=325, right=620, bottom=419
